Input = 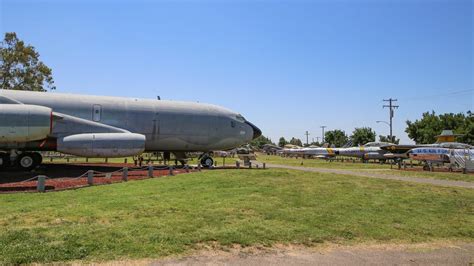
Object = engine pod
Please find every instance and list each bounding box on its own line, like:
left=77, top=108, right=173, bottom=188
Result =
left=57, top=133, right=146, bottom=157
left=0, top=104, right=52, bottom=142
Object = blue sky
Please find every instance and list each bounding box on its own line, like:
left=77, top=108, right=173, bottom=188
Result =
left=1, top=0, right=472, bottom=144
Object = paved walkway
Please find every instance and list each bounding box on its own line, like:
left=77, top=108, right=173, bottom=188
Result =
left=149, top=243, right=474, bottom=266
left=259, top=163, right=474, bottom=189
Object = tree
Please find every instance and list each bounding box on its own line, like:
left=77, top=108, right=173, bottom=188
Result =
left=309, top=141, right=321, bottom=147
left=278, top=137, right=288, bottom=147
left=250, top=135, right=274, bottom=149
left=324, top=129, right=349, bottom=147
left=351, top=127, right=376, bottom=146
left=1, top=32, right=55, bottom=91
left=405, top=111, right=473, bottom=145
left=289, top=137, right=303, bottom=147
left=379, top=135, right=400, bottom=144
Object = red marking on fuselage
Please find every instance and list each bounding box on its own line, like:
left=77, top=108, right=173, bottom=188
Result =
left=39, top=139, right=47, bottom=148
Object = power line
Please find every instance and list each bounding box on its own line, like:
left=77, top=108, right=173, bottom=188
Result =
left=402, top=89, right=473, bottom=101
left=305, top=131, right=310, bottom=146
left=320, top=126, right=327, bottom=143
left=383, top=98, right=399, bottom=141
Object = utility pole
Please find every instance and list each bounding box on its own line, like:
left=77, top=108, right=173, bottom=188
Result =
left=320, top=126, right=327, bottom=144
left=383, top=98, right=399, bottom=141
left=305, top=131, right=310, bottom=146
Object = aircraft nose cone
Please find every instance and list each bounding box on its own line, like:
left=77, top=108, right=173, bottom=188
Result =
left=246, top=121, right=262, bottom=139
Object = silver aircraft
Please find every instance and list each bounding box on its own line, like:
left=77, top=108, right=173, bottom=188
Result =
left=0, top=90, right=261, bottom=170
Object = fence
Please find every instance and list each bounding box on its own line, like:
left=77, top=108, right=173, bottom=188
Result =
left=15, top=164, right=200, bottom=193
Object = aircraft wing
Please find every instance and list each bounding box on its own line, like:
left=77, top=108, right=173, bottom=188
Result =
left=380, top=144, right=421, bottom=153
left=0, top=96, right=146, bottom=158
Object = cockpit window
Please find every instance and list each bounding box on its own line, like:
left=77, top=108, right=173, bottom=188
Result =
left=235, top=114, right=246, bottom=123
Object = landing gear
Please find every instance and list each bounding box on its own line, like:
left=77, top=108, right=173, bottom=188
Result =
left=15, top=152, right=42, bottom=171
left=0, top=153, right=10, bottom=170
left=200, top=155, right=214, bottom=168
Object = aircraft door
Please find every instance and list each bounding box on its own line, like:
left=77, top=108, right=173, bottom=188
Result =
left=92, top=104, right=102, bottom=122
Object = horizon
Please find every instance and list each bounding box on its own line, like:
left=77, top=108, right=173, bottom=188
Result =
left=1, top=0, right=472, bottom=144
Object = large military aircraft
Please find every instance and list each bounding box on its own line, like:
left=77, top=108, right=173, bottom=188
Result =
left=0, top=90, right=261, bottom=170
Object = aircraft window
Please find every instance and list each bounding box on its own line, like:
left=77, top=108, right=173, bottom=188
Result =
left=231, top=121, right=236, bottom=128
left=236, top=114, right=246, bottom=122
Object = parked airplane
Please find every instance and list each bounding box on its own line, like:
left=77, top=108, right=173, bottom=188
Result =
left=0, top=90, right=261, bottom=170
left=409, top=145, right=473, bottom=171
left=380, top=130, right=470, bottom=160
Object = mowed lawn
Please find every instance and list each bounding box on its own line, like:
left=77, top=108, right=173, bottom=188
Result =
left=0, top=169, right=473, bottom=264
left=258, top=154, right=474, bottom=182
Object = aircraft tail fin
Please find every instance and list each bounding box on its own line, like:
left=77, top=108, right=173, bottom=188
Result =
left=342, top=139, right=353, bottom=148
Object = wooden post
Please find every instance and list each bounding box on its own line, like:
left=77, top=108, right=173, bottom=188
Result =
left=249, top=162, right=252, bottom=169
left=105, top=158, right=108, bottom=163
left=236, top=161, right=240, bottom=169
left=87, top=170, right=94, bottom=186
left=263, top=163, right=266, bottom=169
left=122, top=167, right=128, bottom=181
left=37, top=175, right=46, bottom=192
left=124, top=158, right=128, bottom=164
left=148, top=165, right=153, bottom=178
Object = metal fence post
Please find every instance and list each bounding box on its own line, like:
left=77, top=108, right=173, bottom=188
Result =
left=236, top=161, right=240, bottom=169
left=124, top=158, right=128, bottom=164
left=87, top=170, right=94, bottom=186
left=37, top=175, right=46, bottom=192
left=148, top=165, right=154, bottom=178
left=122, top=167, right=128, bottom=181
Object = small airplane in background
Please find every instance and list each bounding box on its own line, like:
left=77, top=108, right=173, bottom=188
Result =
left=380, top=130, right=474, bottom=170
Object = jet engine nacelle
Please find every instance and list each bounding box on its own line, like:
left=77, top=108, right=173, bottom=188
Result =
left=364, top=152, right=384, bottom=160
left=57, top=133, right=146, bottom=157
left=0, top=104, right=52, bottom=143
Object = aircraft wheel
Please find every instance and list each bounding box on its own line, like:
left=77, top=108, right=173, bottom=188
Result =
left=16, top=153, right=39, bottom=171
left=200, top=156, right=214, bottom=168
left=0, top=153, right=10, bottom=169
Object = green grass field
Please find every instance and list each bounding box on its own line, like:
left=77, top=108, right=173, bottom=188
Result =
left=0, top=169, right=472, bottom=264
left=258, top=154, right=474, bottom=182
